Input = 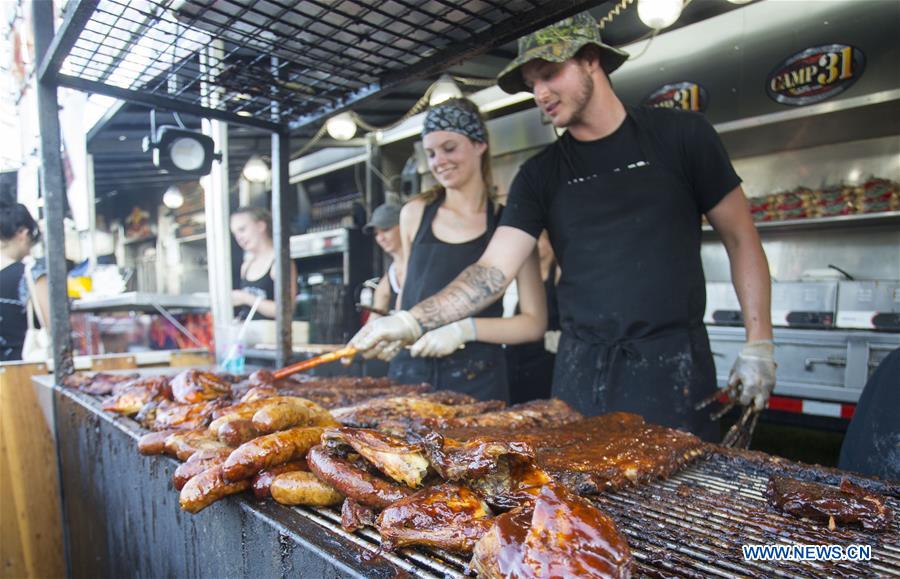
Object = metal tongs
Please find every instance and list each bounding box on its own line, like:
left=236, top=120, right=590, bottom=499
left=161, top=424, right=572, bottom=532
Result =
left=695, top=384, right=761, bottom=449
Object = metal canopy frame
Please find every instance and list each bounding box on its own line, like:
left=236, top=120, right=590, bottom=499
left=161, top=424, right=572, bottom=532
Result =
left=35, top=0, right=606, bottom=373
left=38, top=0, right=604, bottom=132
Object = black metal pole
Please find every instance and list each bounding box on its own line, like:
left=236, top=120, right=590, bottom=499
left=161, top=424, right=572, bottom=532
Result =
left=33, top=0, right=74, bottom=379
left=365, top=135, right=385, bottom=277
left=271, top=129, right=293, bottom=367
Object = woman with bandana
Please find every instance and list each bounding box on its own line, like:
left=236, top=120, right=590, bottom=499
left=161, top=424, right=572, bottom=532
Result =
left=370, top=98, right=547, bottom=402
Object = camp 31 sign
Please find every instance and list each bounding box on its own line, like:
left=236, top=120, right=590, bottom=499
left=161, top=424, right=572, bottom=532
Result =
left=767, top=44, right=865, bottom=106
left=643, top=82, right=708, bottom=112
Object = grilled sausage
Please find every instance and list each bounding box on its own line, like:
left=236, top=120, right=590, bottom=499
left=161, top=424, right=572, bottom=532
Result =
left=172, top=448, right=232, bottom=490
left=179, top=465, right=250, bottom=513
left=222, top=426, right=325, bottom=482
left=252, top=398, right=338, bottom=433
left=251, top=461, right=308, bottom=499
left=137, top=429, right=180, bottom=455
left=270, top=471, right=344, bottom=506
left=217, top=419, right=260, bottom=446
left=306, top=445, right=413, bottom=509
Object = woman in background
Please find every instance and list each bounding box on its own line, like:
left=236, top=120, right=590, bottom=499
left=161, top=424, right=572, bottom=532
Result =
left=377, top=98, right=547, bottom=402
left=230, top=206, right=296, bottom=320
left=364, top=202, right=404, bottom=318
left=0, top=202, right=48, bottom=361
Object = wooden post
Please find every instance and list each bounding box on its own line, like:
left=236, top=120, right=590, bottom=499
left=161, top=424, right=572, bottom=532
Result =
left=0, top=362, right=65, bottom=578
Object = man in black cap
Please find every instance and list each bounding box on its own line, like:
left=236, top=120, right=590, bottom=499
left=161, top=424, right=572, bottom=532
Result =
left=351, top=12, right=774, bottom=440
left=364, top=203, right=403, bottom=317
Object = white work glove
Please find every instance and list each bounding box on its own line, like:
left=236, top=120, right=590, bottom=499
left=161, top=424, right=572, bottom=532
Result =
left=349, top=311, right=423, bottom=360
left=409, top=318, right=476, bottom=358
left=544, top=330, right=561, bottom=354
left=728, top=340, right=777, bottom=411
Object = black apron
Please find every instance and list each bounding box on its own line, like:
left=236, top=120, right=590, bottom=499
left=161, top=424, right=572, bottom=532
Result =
left=389, top=197, right=509, bottom=402
left=236, top=261, right=275, bottom=320
left=549, top=109, right=719, bottom=441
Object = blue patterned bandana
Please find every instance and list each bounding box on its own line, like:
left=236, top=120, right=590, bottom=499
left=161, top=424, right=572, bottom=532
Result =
left=422, top=103, right=487, bottom=143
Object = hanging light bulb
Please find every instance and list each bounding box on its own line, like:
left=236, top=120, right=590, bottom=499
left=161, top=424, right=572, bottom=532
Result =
left=726, top=0, right=753, bottom=4
left=163, top=185, right=184, bottom=209
left=325, top=112, right=357, bottom=141
left=637, top=0, right=683, bottom=30
left=429, top=74, right=463, bottom=106
left=242, top=154, right=270, bottom=183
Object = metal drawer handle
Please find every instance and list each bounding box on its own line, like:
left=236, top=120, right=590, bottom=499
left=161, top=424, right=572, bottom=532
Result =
left=804, top=356, right=847, bottom=371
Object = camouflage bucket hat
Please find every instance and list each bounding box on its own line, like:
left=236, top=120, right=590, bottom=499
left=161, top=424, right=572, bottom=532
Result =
left=496, top=11, right=629, bottom=95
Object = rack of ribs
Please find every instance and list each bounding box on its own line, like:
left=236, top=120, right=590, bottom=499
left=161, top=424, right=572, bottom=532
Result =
left=331, top=395, right=505, bottom=433
left=471, top=483, right=633, bottom=578
left=414, top=398, right=583, bottom=431
left=766, top=476, right=894, bottom=531
left=439, top=412, right=707, bottom=495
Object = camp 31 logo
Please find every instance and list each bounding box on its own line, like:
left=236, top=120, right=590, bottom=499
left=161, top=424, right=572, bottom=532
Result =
left=767, top=44, right=865, bottom=106
left=643, top=82, right=707, bottom=112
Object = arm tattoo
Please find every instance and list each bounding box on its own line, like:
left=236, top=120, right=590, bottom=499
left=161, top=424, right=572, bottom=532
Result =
left=411, top=264, right=507, bottom=331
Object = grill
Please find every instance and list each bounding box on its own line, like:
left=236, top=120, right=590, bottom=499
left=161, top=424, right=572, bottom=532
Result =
left=46, top=379, right=899, bottom=578
left=290, top=454, right=899, bottom=578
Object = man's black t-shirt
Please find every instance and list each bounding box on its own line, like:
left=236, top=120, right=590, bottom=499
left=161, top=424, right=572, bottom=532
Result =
left=501, top=107, right=741, bottom=238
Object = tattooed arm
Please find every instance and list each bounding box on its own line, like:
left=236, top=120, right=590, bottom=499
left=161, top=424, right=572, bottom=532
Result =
left=349, top=226, right=537, bottom=357
left=410, top=226, right=538, bottom=331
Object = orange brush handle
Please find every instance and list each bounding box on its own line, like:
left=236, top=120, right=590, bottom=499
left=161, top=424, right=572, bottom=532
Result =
left=271, top=346, right=357, bottom=380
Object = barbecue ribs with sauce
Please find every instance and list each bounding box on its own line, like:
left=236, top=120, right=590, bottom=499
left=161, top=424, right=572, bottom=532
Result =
left=331, top=396, right=505, bottom=433
left=766, top=476, right=894, bottom=531
left=440, top=412, right=706, bottom=495
left=417, top=398, right=582, bottom=431
left=471, top=483, right=633, bottom=578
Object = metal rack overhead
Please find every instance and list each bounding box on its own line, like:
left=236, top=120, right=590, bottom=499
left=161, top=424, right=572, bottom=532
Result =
left=41, top=0, right=609, bottom=132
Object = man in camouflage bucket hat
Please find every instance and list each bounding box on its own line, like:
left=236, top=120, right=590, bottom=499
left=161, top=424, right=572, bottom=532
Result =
left=352, top=11, right=775, bottom=443
left=496, top=11, right=628, bottom=94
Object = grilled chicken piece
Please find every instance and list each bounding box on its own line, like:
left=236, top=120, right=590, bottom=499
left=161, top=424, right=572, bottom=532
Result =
left=421, top=433, right=550, bottom=509
left=222, top=426, right=325, bottom=481
left=164, top=429, right=231, bottom=461
left=441, top=413, right=706, bottom=495
left=322, top=427, right=430, bottom=488
left=419, top=398, right=582, bottom=431
left=422, top=433, right=535, bottom=481
left=148, top=399, right=228, bottom=431
left=376, top=482, right=494, bottom=553
left=766, top=476, right=894, bottom=531
left=341, top=499, right=377, bottom=533
left=331, top=396, right=505, bottom=433
left=471, top=483, right=633, bottom=578
left=170, top=370, right=232, bottom=404
left=63, top=372, right=141, bottom=395
left=307, top=445, right=414, bottom=509
left=101, top=377, right=171, bottom=416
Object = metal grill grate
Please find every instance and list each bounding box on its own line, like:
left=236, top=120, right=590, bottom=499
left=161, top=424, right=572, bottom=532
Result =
left=48, top=0, right=602, bottom=129
left=291, top=453, right=899, bottom=578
